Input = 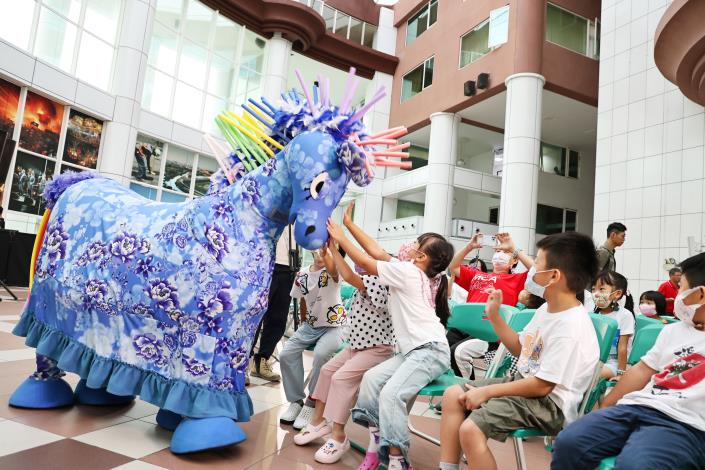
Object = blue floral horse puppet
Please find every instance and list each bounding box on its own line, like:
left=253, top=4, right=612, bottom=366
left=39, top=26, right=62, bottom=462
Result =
left=9, top=68, right=410, bottom=453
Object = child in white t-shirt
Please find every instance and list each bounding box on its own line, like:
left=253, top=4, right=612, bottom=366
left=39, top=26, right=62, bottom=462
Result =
left=327, top=215, right=454, bottom=470
left=552, top=252, right=705, bottom=469
left=439, top=232, right=600, bottom=470
left=279, top=246, right=346, bottom=430
left=591, top=271, right=635, bottom=379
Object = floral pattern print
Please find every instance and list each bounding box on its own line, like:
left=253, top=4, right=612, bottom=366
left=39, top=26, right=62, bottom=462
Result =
left=22, top=130, right=364, bottom=417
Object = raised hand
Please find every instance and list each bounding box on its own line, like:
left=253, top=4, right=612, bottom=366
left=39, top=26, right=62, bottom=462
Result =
left=495, top=232, right=515, bottom=253
left=343, top=202, right=355, bottom=227
left=326, top=218, right=345, bottom=242
left=485, top=288, right=503, bottom=319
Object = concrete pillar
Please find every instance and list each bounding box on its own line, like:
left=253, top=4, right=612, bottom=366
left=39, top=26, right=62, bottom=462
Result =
left=98, top=0, right=155, bottom=184
left=260, top=33, right=292, bottom=103
left=499, top=73, right=545, bottom=253
left=423, top=112, right=458, bottom=237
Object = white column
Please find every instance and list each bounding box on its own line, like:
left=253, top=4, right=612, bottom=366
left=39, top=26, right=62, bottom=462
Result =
left=499, top=73, right=545, bottom=253
left=260, top=33, right=292, bottom=103
left=423, top=112, right=458, bottom=237
left=98, top=0, right=155, bottom=184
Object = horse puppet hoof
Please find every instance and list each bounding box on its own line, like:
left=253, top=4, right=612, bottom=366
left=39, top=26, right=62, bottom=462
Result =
left=74, top=379, right=135, bottom=406
left=156, top=408, right=183, bottom=431
left=170, top=417, right=246, bottom=454
left=9, top=377, right=75, bottom=409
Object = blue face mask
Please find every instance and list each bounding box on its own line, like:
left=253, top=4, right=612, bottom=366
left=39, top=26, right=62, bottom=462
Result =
left=524, top=266, right=554, bottom=299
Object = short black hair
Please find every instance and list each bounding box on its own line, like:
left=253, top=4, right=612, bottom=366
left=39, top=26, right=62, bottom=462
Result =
left=639, top=290, right=667, bottom=316
left=536, top=232, right=598, bottom=294
left=607, top=222, right=627, bottom=237
left=679, top=252, right=705, bottom=289
left=593, top=270, right=628, bottom=298
left=525, top=293, right=545, bottom=309
left=669, top=267, right=682, bottom=276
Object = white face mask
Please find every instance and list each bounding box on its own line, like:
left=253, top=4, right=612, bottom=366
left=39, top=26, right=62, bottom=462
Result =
left=492, top=252, right=511, bottom=269
left=674, top=287, right=705, bottom=329
left=524, top=266, right=554, bottom=298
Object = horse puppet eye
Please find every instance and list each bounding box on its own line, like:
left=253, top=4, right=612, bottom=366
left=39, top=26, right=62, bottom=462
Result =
left=309, top=172, right=329, bottom=200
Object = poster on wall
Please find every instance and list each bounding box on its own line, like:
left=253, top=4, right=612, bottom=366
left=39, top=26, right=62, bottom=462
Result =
left=60, top=164, right=86, bottom=175
left=132, top=134, right=163, bottom=184
left=19, top=91, right=64, bottom=157
left=0, top=78, right=20, bottom=137
left=63, top=109, right=103, bottom=169
left=8, top=151, right=55, bottom=215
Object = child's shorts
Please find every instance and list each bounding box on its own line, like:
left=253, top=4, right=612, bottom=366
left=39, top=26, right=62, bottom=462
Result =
left=462, top=374, right=565, bottom=442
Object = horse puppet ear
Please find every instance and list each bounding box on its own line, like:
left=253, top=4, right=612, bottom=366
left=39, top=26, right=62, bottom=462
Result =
left=337, top=140, right=373, bottom=187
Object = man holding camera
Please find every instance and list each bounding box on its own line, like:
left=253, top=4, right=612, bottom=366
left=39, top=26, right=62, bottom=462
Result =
left=248, top=226, right=300, bottom=383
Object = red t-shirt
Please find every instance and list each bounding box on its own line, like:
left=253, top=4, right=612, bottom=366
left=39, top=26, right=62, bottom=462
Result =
left=657, top=281, right=679, bottom=314
left=456, top=266, right=528, bottom=307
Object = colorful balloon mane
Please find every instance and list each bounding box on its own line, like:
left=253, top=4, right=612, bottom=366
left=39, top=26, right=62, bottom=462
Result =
left=9, top=67, right=408, bottom=454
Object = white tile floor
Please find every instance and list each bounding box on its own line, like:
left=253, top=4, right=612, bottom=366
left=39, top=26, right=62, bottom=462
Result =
left=72, top=420, right=172, bottom=459
left=0, top=420, right=64, bottom=457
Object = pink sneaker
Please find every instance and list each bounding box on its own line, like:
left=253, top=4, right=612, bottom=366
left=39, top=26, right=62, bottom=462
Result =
left=357, top=451, right=380, bottom=470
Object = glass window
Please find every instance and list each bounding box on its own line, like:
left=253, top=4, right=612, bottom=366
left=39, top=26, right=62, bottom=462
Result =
left=565, top=210, right=577, bottom=232
left=178, top=40, right=208, bottom=88
left=173, top=81, right=204, bottom=129
left=161, top=190, right=187, bottom=202
left=155, top=0, right=183, bottom=31
left=44, top=0, right=81, bottom=23
left=236, top=67, right=262, bottom=104
left=142, top=67, right=174, bottom=116
left=312, top=0, right=324, bottom=14
left=406, top=0, right=437, bottom=44
left=84, top=0, right=121, bottom=44
left=149, top=21, right=179, bottom=74
left=488, top=5, right=509, bottom=48
left=240, top=30, right=266, bottom=71
left=183, top=0, right=213, bottom=47
left=540, top=142, right=566, bottom=175
left=396, top=200, right=425, bottom=219
left=363, top=23, right=376, bottom=48
left=568, top=150, right=579, bottom=178
left=203, top=94, right=226, bottom=133
left=163, top=144, right=194, bottom=194
left=130, top=182, right=158, bottom=200
left=132, top=134, right=163, bottom=184
left=194, top=155, right=218, bottom=196
left=546, top=3, right=588, bottom=56
left=348, top=17, right=363, bottom=44
left=208, top=54, right=234, bottom=98
left=213, top=14, right=239, bottom=61
left=0, top=0, right=36, bottom=51
left=408, top=144, right=429, bottom=170
left=334, top=12, right=350, bottom=38
left=76, top=32, right=113, bottom=90
left=401, top=58, right=433, bottom=101
left=322, top=5, right=335, bottom=31
left=536, top=204, right=565, bottom=235
left=460, top=21, right=490, bottom=67
left=35, top=6, right=78, bottom=71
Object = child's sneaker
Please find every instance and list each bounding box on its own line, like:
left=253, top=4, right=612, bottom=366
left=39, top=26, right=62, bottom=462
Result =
left=314, top=437, right=350, bottom=463
left=293, top=421, right=332, bottom=445
left=280, top=402, right=303, bottom=425
left=357, top=451, right=380, bottom=470
left=293, top=403, right=315, bottom=430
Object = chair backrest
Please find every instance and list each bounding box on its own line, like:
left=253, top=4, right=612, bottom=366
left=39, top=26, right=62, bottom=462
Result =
left=664, top=316, right=680, bottom=324
left=447, top=303, right=518, bottom=342
left=340, top=283, right=356, bottom=301
left=507, top=309, right=536, bottom=333
left=590, top=313, right=619, bottom=364
left=628, top=323, right=662, bottom=364
left=635, top=314, right=662, bottom=332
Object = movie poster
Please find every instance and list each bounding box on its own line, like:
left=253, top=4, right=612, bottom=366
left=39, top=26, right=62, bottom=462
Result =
left=63, top=109, right=103, bottom=169
left=8, top=151, right=55, bottom=215
left=0, top=78, right=20, bottom=137
left=19, top=91, right=64, bottom=157
left=132, top=134, right=163, bottom=184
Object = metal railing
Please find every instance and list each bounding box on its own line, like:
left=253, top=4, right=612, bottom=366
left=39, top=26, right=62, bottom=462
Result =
left=291, top=0, right=377, bottom=48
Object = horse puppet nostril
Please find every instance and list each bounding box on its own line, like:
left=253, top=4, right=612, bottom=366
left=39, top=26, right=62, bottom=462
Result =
left=305, top=225, right=316, bottom=236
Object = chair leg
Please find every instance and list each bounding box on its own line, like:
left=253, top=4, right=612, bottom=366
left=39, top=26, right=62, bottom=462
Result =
left=406, top=394, right=441, bottom=446
left=512, top=437, right=528, bottom=470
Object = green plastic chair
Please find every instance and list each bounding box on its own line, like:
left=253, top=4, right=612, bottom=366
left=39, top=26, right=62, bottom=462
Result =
left=447, top=303, right=518, bottom=342
left=340, top=283, right=356, bottom=302
left=507, top=313, right=618, bottom=470
left=485, top=309, right=536, bottom=379
left=635, top=314, right=663, bottom=332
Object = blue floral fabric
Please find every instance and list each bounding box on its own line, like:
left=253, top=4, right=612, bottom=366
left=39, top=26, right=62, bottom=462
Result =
left=14, top=130, right=360, bottom=420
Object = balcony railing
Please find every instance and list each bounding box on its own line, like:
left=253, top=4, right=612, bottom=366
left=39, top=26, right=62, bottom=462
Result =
left=291, top=0, right=377, bottom=48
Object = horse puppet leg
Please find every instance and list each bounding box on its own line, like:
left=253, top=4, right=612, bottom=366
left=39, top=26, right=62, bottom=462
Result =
left=9, top=354, right=74, bottom=408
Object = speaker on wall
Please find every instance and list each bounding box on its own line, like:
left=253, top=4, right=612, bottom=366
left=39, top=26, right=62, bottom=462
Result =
left=464, top=80, right=476, bottom=96
left=477, top=73, right=490, bottom=89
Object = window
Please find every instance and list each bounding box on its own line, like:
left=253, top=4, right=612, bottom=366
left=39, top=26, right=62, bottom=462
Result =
left=540, top=142, right=579, bottom=178
left=407, top=144, right=429, bottom=170
left=536, top=204, right=577, bottom=235
left=401, top=57, right=434, bottom=101
left=460, top=21, right=490, bottom=67
left=546, top=3, right=599, bottom=59
left=396, top=201, right=425, bottom=219
left=406, top=0, right=437, bottom=44
left=0, top=0, right=121, bottom=91
left=489, top=207, right=499, bottom=225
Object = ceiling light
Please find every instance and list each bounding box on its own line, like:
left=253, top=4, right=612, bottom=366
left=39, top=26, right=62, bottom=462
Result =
left=374, top=0, right=399, bottom=5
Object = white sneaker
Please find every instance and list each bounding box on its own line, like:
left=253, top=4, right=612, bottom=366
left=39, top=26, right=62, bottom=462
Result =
left=293, top=404, right=315, bottom=430
left=280, top=402, right=303, bottom=425
left=294, top=420, right=332, bottom=445
left=315, top=438, right=350, bottom=464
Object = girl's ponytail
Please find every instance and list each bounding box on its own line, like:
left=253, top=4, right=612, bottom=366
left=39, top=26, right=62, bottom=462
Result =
left=420, top=233, right=455, bottom=326
left=434, top=275, right=450, bottom=326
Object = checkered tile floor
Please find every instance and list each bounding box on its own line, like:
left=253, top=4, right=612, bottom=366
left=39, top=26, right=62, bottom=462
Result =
left=0, top=289, right=550, bottom=469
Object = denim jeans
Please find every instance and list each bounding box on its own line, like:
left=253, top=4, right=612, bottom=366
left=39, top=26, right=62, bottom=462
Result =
left=279, top=323, right=343, bottom=403
left=352, top=341, right=450, bottom=462
left=552, top=404, right=705, bottom=470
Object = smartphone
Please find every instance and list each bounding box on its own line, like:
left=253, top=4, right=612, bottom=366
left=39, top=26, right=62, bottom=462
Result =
left=478, top=234, right=499, bottom=248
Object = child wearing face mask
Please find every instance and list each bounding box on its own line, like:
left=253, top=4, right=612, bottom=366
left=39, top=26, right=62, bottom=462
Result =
left=439, top=232, right=600, bottom=470
left=638, top=291, right=670, bottom=325
left=591, top=271, right=635, bottom=380
left=552, top=252, right=705, bottom=470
